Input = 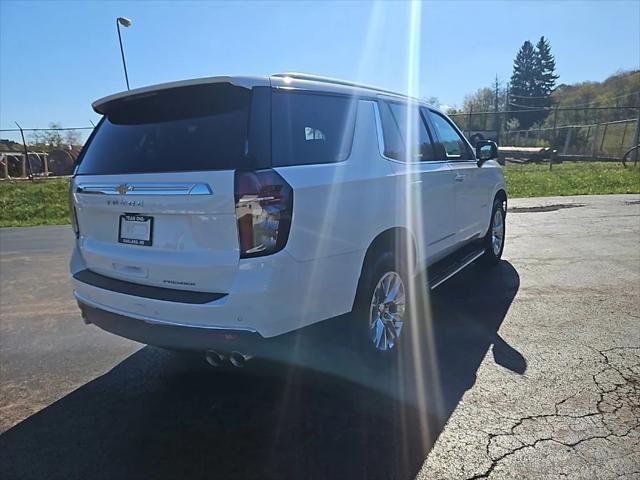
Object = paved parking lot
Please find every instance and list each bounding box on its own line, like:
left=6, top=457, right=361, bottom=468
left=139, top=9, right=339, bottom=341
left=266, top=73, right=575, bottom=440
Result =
left=0, top=194, right=638, bottom=479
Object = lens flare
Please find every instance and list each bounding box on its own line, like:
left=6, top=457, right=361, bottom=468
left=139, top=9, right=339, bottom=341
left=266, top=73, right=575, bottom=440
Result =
left=272, top=0, right=445, bottom=464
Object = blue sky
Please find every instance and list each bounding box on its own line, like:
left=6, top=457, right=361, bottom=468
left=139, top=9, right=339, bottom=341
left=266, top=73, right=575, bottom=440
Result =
left=1, top=0, right=639, bottom=140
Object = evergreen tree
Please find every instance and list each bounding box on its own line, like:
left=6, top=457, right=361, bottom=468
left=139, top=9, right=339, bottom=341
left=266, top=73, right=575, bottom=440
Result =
left=509, top=37, right=559, bottom=129
left=510, top=40, right=539, bottom=129
left=535, top=36, right=559, bottom=104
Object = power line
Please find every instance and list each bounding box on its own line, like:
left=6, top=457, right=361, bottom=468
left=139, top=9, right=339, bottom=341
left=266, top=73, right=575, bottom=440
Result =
left=509, top=92, right=557, bottom=100
left=508, top=101, right=551, bottom=110
left=450, top=105, right=640, bottom=116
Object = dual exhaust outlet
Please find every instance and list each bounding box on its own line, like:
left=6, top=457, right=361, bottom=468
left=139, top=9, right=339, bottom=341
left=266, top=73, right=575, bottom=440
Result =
left=205, top=350, right=253, bottom=368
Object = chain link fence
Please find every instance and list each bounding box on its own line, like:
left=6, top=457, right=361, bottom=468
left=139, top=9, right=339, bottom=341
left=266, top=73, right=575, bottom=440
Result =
left=0, top=126, right=92, bottom=179
left=2, top=105, right=639, bottom=179
left=501, top=118, right=638, bottom=157
left=449, top=106, right=640, bottom=161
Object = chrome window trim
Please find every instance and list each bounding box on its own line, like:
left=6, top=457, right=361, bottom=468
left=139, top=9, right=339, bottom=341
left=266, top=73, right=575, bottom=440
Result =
left=373, top=101, right=390, bottom=160
left=75, top=182, right=212, bottom=196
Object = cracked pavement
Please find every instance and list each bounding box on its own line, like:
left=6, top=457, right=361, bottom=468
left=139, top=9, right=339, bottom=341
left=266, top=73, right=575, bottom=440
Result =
left=468, top=346, right=639, bottom=480
left=420, top=195, right=640, bottom=480
left=1, top=194, right=639, bottom=479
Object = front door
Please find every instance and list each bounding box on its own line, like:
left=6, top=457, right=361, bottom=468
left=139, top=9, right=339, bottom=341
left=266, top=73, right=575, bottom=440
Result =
left=427, top=109, right=489, bottom=242
left=377, top=100, right=458, bottom=266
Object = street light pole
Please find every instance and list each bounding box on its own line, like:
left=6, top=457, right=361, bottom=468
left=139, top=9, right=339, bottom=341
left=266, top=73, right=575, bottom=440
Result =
left=116, top=17, right=132, bottom=90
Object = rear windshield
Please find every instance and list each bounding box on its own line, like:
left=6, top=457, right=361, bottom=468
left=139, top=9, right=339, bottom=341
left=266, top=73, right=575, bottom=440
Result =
left=76, top=84, right=254, bottom=175
left=272, top=91, right=357, bottom=166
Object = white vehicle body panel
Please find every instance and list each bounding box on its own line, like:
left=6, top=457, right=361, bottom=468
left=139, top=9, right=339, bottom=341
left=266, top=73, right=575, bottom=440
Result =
left=73, top=171, right=239, bottom=293
left=70, top=74, right=507, bottom=342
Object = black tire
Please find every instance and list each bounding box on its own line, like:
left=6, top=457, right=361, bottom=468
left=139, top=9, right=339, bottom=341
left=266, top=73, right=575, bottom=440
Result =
left=352, top=249, right=413, bottom=364
left=479, top=198, right=506, bottom=265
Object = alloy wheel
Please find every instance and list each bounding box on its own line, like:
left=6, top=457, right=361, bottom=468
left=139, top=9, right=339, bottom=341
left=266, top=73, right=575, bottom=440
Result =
left=368, top=271, right=406, bottom=351
left=492, top=208, right=504, bottom=255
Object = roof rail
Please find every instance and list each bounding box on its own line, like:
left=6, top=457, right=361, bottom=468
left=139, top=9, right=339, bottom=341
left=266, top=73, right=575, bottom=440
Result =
left=272, top=72, right=417, bottom=100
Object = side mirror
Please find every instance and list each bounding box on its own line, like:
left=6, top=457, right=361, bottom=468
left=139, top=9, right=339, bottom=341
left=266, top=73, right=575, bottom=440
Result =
left=476, top=140, right=498, bottom=165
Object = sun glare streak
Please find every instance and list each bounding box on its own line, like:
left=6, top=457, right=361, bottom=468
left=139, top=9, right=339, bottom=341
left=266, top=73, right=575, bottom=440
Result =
left=270, top=2, right=386, bottom=453
left=296, top=0, right=383, bottom=359
left=400, top=0, right=445, bottom=455
left=273, top=0, right=444, bottom=459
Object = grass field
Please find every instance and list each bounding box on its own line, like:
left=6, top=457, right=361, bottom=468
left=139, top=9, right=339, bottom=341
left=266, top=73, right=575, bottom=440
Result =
left=0, top=178, right=70, bottom=227
left=1, top=162, right=639, bottom=227
left=505, top=161, right=640, bottom=198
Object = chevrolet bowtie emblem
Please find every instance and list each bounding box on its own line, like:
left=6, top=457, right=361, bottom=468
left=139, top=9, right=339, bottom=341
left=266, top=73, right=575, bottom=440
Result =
left=116, top=184, right=130, bottom=195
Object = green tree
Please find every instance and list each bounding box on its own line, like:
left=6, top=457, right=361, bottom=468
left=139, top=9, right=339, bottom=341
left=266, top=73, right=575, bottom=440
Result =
left=510, top=37, right=559, bottom=129
left=510, top=40, right=540, bottom=129
left=460, top=77, right=508, bottom=132
left=64, top=129, right=82, bottom=146
left=461, top=87, right=494, bottom=130
left=534, top=36, right=559, bottom=107
left=463, top=87, right=494, bottom=113
left=29, top=122, right=64, bottom=150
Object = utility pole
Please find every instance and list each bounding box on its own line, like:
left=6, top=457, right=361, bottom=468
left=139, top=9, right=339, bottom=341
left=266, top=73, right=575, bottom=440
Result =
left=494, top=74, right=500, bottom=113
left=633, top=107, right=640, bottom=163
left=14, top=122, right=33, bottom=179
left=505, top=81, right=510, bottom=129
left=506, top=83, right=510, bottom=109
left=493, top=75, right=501, bottom=144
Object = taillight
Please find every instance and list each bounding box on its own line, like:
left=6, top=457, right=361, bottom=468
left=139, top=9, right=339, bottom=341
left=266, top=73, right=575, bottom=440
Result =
left=68, top=180, right=79, bottom=238
left=234, top=169, right=293, bottom=258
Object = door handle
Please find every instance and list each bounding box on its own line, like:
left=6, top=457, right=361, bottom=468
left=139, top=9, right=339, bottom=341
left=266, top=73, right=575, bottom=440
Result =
left=455, top=174, right=465, bottom=182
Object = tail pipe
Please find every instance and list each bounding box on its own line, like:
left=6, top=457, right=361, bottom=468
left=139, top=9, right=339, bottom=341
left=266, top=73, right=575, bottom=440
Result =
left=205, top=350, right=253, bottom=368
left=205, top=350, right=225, bottom=368
left=229, top=351, right=253, bottom=368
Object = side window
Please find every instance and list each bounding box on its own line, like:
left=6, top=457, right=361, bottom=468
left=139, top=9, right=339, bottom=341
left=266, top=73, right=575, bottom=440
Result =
left=272, top=91, right=357, bottom=166
left=378, top=101, right=436, bottom=161
left=429, top=111, right=473, bottom=160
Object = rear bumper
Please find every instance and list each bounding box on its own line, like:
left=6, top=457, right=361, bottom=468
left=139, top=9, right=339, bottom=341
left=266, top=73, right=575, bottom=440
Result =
left=78, top=301, right=270, bottom=354
left=70, top=243, right=365, bottom=338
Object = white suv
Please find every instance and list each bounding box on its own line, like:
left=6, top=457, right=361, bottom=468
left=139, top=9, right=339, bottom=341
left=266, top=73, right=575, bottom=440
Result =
left=69, top=73, right=506, bottom=366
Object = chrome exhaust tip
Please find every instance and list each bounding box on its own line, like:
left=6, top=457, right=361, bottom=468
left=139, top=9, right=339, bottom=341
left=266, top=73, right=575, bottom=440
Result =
left=229, top=351, right=253, bottom=368
left=205, top=350, right=225, bottom=368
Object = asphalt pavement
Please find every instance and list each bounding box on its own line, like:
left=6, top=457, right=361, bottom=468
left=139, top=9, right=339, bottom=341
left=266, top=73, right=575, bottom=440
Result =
left=0, top=194, right=638, bottom=479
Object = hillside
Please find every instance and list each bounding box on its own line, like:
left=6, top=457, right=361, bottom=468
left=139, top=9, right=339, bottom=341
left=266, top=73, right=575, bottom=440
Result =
left=548, top=69, right=639, bottom=125
left=552, top=70, right=639, bottom=108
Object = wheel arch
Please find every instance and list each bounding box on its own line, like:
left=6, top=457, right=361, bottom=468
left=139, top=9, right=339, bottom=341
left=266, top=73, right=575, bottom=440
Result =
left=352, top=227, right=417, bottom=311
left=495, top=188, right=507, bottom=213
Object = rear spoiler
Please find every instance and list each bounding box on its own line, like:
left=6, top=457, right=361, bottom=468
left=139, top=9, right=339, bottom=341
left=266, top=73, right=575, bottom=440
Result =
left=92, top=76, right=270, bottom=114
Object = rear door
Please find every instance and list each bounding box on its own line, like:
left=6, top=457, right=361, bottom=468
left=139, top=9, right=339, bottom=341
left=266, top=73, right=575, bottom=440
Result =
left=427, top=109, right=489, bottom=242
left=71, top=83, right=269, bottom=294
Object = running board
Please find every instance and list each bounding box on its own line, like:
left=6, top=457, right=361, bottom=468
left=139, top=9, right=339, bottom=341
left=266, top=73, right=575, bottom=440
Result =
left=427, top=245, right=486, bottom=290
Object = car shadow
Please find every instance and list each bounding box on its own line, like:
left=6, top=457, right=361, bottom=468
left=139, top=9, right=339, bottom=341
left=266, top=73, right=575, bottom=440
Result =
left=0, top=261, right=521, bottom=480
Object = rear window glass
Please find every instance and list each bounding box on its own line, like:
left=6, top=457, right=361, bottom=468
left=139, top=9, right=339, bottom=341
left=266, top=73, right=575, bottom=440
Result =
left=76, top=84, right=254, bottom=175
left=272, top=91, right=357, bottom=166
